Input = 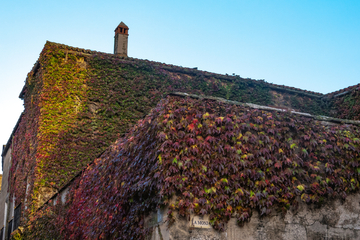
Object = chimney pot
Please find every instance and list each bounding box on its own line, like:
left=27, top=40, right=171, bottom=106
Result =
left=114, top=22, right=129, bottom=57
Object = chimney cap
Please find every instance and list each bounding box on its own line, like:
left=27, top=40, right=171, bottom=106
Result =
left=115, top=21, right=129, bottom=30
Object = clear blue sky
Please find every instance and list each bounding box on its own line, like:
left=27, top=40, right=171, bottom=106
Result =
left=0, top=1, right=359, bottom=171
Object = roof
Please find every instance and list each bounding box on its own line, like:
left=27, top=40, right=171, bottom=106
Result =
left=61, top=93, right=360, bottom=238
left=30, top=41, right=326, bottom=97
left=325, top=83, right=360, bottom=98
left=39, top=91, right=360, bottom=208
left=170, top=92, right=360, bottom=125
left=19, top=41, right=359, bottom=104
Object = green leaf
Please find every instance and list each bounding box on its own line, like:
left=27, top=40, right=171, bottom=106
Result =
left=297, top=185, right=305, bottom=192
left=235, top=188, right=244, bottom=195
left=209, top=218, right=216, bottom=225
left=172, top=157, right=178, bottom=164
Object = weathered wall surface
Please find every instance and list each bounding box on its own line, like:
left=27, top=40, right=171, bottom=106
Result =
left=0, top=148, right=11, bottom=232
left=148, top=193, right=360, bottom=240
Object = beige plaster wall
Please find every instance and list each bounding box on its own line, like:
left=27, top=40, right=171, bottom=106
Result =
left=0, top=148, right=11, bottom=232
left=147, top=193, right=360, bottom=240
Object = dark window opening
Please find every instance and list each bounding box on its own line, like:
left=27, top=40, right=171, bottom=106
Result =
left=32, top=61, right=40, bottom=77
left=7, top=219, right=12, bottom=240
left=120, top=27, right=123, bottom=33
left=14, top=204, right=21, bottom=231
left=0, top=227, right=4, bottom=240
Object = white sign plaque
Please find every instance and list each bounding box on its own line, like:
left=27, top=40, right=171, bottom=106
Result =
left=191, top=215, right=211, bottom=229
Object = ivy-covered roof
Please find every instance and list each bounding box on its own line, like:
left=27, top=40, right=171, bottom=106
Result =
left=54, top=94, right=360, bottom=239
left=22, top=41, right=325, bottom=98
left=325, top=83, right=360, bottom=98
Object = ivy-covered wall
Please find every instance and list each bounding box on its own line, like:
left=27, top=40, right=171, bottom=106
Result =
left=9, top=41, right=358, bottom=238
left=11, top=66, right=42, bottom=215
left=11, top=43, right=90, bottom=215
left=11, top=42, right=327, bottom=212
left=16, top=95, right=360, bottom=239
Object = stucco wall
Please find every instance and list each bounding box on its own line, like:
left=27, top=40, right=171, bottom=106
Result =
left=0, top=148, right=11, bottom=233
left=147, top=193, right=360, bottom=240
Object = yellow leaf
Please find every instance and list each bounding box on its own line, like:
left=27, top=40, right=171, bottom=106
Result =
left=202, top=112, right=210, bottom=119
left=297, top=185, right=305, bottom=192
left=237, top=133, right=243, bottom=140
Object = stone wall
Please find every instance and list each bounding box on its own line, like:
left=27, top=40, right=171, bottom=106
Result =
left=147, top=193, right=360, bottom=240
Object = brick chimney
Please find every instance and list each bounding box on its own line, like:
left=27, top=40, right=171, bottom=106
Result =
left=114, top=22, right=129, bottom=57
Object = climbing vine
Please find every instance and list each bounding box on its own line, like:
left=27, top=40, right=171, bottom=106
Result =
left=59, top=95, right=360, bottom=239
left=9, top=42, right=356, bottom=238
left=329, top=87, right=360, bottom=120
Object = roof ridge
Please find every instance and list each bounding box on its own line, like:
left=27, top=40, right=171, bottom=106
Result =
left=325, top=83, right=360, bottom=97
left=45, top=41, right=99, bottom=54
left=42, top=41, right=329, bottom=98
left=169, top=92, right=360, bottom=125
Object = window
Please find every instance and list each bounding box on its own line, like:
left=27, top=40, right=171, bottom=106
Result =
left=7, top=220, right=12, bottom=240
left=14, top=204, right=21, bottom=231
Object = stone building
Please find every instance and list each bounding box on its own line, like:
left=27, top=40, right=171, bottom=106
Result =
left=1, top=22, right=360, bottom=239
